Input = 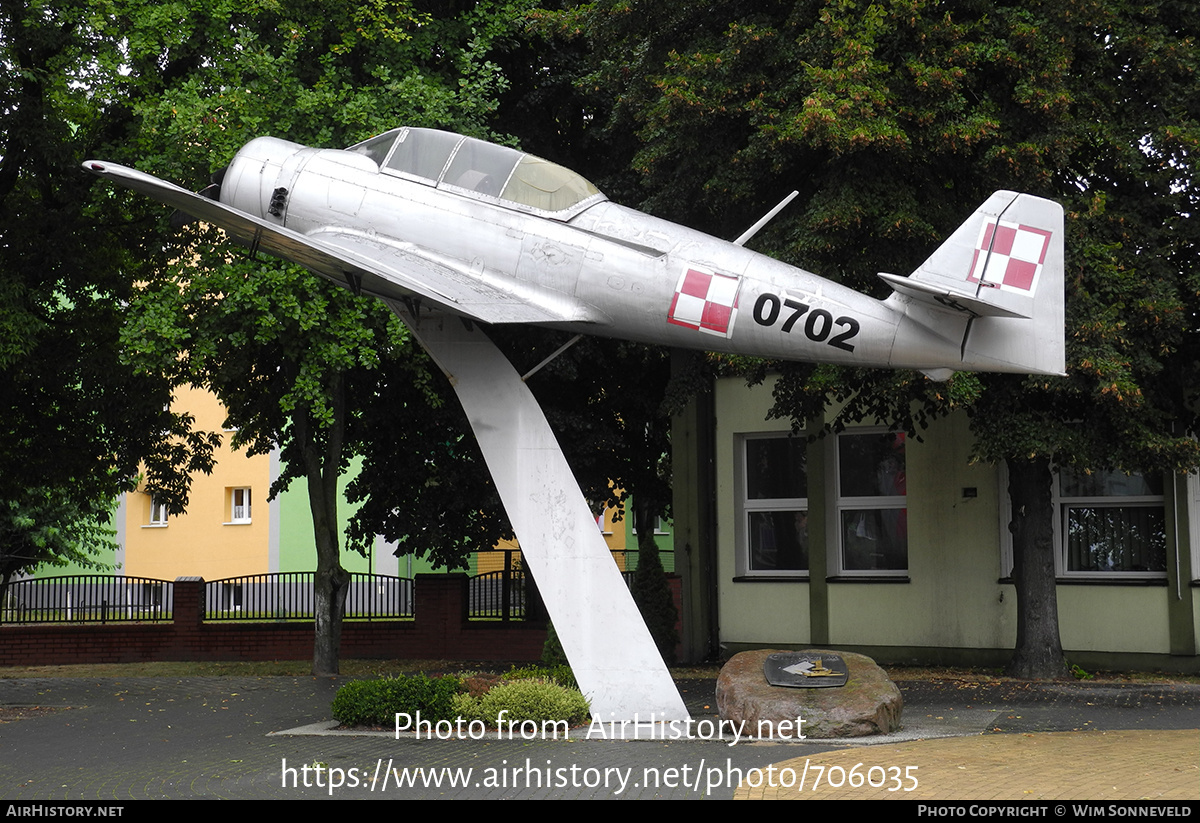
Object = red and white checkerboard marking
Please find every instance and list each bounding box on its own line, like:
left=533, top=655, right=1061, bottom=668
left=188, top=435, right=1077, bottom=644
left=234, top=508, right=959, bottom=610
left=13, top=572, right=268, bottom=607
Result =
left=967, top=220, right=1053, bottom=294
left=667, top=266, right=742, bottom=336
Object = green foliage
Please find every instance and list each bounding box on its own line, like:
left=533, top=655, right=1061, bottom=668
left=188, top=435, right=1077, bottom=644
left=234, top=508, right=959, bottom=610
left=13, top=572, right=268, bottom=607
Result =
left=1070, top=663, right=1095, bottom=681
left=630, top=503, right=678, bottom=664
left=0, top=492, right=119, bottom=599
left=330, top=674, right=463, bottom=726
left=0, top=0, right=221, bottom=519
left=557, top=0, right=1200, bottom=470
left=541, top=621, right=568, bottom=667
left=549, top=0, right=1200, bottom=677
left=107, top=0, right=537, bottom=671
left=462, top=679, right=590, bottom=726
left=331, top=672, right=589, bottom=727
left=503, top=663, right=578, bottom=691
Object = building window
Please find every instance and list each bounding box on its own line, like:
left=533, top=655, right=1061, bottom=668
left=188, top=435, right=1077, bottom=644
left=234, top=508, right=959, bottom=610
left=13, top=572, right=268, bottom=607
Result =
left=1057, top=468, right=1165, bottom=576
left=837, top=431, right=907, bottom=574
left=738, top=434, right=809, bottom=575
left=632, top=515, right=671, bottom=535
left=148, top=496, right=168, bottom=526
left=228, top=487, right=251, bottom=524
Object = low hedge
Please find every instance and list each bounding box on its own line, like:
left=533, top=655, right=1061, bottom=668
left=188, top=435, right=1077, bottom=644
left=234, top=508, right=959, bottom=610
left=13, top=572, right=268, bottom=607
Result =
left=331, top=674, right=462, bottom=726
left=331, top=670, right=590, bottom=728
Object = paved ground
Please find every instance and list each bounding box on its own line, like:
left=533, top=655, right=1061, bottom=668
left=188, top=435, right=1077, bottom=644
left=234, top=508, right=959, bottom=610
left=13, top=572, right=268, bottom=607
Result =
left=0, top=674, right=1196, bottom=800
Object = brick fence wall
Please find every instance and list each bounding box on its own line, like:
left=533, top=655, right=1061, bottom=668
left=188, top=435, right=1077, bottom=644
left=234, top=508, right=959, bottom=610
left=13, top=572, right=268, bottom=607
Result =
left=0, top=574, right=683, bottom=668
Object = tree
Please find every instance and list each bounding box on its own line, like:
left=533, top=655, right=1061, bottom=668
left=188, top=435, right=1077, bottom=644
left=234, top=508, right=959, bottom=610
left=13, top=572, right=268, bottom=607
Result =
left=0, top=491, right=119, bottom=606
left=0, top=0, right=226, bottom=579
left=123, top=258, right=433, bottom=673
left=113, top=0, right=535, bottom=675
left=551, top=0, right=1200, bottom=677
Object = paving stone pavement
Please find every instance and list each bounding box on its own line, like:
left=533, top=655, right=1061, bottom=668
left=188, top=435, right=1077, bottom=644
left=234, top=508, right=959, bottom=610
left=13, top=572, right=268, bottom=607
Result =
left=0, top=675, right=1196, bottom=800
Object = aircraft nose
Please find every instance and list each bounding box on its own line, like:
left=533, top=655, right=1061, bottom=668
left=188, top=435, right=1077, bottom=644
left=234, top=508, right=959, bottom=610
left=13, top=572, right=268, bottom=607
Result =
left=220, top=136, right=307, bottom=220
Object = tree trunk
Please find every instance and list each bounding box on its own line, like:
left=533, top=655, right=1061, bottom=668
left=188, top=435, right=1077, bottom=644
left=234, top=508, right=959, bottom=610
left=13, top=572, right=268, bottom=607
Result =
left=1005, top=456, right=1069, bottom=679
left=313, top=545, right=349, bottom=676
left=630, top=498, right=678, bottom=664
left=302, top=376, right=350, bottom=677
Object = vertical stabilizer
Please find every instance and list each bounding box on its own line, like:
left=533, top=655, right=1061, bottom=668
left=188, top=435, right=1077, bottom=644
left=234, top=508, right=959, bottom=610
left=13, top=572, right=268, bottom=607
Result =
left=879, top=191, right=1065, bottom=375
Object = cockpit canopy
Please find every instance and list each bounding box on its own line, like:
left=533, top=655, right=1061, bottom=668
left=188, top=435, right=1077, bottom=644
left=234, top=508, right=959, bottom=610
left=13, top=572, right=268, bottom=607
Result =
left=348, top=127, right=605, bottom=218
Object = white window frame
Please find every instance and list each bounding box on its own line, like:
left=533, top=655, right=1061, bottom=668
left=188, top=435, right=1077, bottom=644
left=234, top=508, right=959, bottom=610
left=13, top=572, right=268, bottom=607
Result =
left=735, top=432, right=809, bottom=577
left=147, top=495, right=168, bottom=527
left=1189, top=471, right=1200, bottom=583
left=999, top=466, right=1167, bottom=581
left=1055, top=468, right=1166, bottom=580
left=834, top=429, right=908, bottom=577
left=632, top=515, right=671, bottom=536
left=228, top=487, right=252, bottom=525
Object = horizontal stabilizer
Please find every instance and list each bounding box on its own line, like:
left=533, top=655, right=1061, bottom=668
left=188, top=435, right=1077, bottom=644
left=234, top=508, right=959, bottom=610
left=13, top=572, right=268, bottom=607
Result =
left=877, top=272, right=1028, bottom=319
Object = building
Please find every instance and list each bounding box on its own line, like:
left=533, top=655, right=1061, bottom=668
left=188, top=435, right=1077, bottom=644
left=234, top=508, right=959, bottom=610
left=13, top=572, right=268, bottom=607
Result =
left=672, top=376, right=1199, bottom=672
left=39, top=386, right=663, bottom=586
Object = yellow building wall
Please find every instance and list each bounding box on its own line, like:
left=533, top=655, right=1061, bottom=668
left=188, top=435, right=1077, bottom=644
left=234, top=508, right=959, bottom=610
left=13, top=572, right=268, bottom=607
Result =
left=122, top=385, right=271, bottom=581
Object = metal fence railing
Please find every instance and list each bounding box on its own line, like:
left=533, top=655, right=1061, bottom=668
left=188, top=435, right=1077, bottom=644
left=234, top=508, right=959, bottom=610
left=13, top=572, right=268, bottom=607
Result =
left=464, top=548, right=662, bottom=621
left=469, top=570, right=525, bottom=620
left=1, top=575, right=172, bottom=624
left=2, top=549, right=669, bottom=626
left=204, top=572, right=414, bottom=621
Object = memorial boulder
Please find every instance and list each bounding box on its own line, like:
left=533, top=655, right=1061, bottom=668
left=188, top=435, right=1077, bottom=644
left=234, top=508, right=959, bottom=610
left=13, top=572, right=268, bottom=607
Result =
left=716, top=649, right=902, bottom=738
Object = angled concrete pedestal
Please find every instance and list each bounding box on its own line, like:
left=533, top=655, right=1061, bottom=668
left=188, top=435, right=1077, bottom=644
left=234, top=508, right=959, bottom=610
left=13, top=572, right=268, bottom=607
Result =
left=389, top=305, right=688, bottom=722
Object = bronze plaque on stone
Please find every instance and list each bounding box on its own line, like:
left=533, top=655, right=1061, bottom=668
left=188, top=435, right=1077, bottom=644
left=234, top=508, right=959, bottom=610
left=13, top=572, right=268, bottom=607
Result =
left=764, top=653, right=849, bottom=688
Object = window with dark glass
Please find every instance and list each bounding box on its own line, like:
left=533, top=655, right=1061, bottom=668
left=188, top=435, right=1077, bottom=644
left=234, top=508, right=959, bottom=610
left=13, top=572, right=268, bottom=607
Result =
left=1058, top=469, right=1165, bottom=574
left=741, top=435, right=808, bottom=573
left=837, top=431, right=907, bottom=573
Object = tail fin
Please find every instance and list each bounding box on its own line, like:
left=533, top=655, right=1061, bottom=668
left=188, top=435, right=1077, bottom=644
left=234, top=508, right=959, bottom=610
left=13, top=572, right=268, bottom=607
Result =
left=879, top=191, right=1065, bottom=376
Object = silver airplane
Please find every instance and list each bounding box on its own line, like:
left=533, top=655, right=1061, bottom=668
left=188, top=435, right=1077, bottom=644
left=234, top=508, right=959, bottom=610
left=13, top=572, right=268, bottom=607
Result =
left=84, top=128, right=1066, bottom=720
left=84, top=126, right=1064, bottom=377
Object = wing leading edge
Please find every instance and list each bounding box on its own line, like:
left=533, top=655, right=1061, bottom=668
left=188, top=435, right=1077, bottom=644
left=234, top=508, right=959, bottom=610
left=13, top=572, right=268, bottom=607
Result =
left=82, top=161, right=596, bottom=326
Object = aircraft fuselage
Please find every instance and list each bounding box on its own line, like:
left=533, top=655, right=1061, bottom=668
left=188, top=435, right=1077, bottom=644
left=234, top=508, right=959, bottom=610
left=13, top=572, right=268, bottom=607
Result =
left=226, top=138, right=966, bottom=372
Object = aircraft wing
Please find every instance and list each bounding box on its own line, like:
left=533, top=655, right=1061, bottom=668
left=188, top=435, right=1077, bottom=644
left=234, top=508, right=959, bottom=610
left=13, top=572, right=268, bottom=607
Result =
left=82, top=161, right=594, bottom=326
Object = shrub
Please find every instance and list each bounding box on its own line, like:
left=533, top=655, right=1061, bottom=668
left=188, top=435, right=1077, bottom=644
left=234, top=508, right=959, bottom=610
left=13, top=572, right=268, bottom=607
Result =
left=474, top=679, right=590, bottom=726
left=503, top=663, right=578, bottom=691
left=331, top=674, right=462, bottom=726
left=451, top=691, right=482, bottom=722
left=541, top=621, right=568, bottom=667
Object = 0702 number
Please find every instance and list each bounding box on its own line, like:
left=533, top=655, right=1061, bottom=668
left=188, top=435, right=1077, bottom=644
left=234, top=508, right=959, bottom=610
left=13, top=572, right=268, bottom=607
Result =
left=752, top=292, right=860, bottom=352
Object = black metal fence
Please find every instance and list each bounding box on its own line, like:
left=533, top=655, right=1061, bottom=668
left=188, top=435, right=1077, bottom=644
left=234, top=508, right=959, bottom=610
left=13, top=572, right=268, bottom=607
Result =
left=1, top=575, right=172, bottom=624
left=469, top=570, right=525, bottom=620
left=4, top=549, right=660, bottom=625
left=204, top=572, right=414, bottom=621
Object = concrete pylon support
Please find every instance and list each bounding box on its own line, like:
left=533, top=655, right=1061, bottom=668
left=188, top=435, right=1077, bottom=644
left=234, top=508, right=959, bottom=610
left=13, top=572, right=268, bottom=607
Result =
left=389, top=304, right=688, bottom=721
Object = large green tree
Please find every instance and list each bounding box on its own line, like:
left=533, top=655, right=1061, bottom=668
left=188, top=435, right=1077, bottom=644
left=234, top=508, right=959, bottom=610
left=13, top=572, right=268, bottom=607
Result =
left=112, top=0, right=534, bottom=674
left=551, top=0, right=1200, bottom=676
left=0, top=0, right=224, bottom=575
